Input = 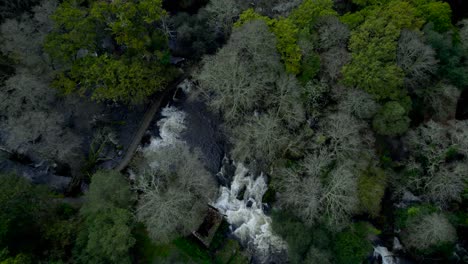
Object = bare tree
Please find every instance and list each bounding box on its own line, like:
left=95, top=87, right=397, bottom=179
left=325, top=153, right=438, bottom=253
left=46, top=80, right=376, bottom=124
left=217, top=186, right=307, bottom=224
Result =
left=204, top=0, right=241, bottom=36
left=0, top=69, right=55, bottom=114
left=397, top=30, right=438, bottom=91
left=0, top=69, right=81, bottom=162
left=423, top=83, right=460, bottom=122
left=0, top=0, right=56, bottom=75
left=338, top=88, right=380, bottom=120
left=318, top=112, right=375, bottom=162
left=459, top=19, right=468, bottom=51
left=404, top=120, right=468, bottom=204
left=316, top=16, right=350, bottom=50
left=403, top=213, right=456, bottom=251
left=320, top=47, right=351, bottom=81
left=276, top=153, right=359, bottom=229
left=426, top=162, right=467, bottom=204
left=276, top=166, right=322, bottom=226
left=230, top=113, right=292, bottom=167
left=133, top=143, right=217, bottom=243
left=320, top=163, right=359, bottom=229
left=267, top=73, right=306, bottom=129
left=405, top=120, right=468, bottom=173
left=0, top=0, right=39, bottom=21
left=196, top=20, right=283, bottom=124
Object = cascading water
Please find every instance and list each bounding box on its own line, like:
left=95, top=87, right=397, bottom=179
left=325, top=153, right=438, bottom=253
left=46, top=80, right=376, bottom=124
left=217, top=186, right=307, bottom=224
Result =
left=374, top=246, right=399, bottom=264
left=137, top=99, right=286, bottom=263
left=145, top=106, right=187, bottom=150
left=214, top=162, right=287, bottom=263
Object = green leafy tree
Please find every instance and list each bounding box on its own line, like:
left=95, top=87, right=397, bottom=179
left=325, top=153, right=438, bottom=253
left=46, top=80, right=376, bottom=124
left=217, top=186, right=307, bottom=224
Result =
left=333, top=222, right=378, bottom=264
left=45, top=0, right=173, bottom=104
left=0, top=174, right=49, bottom=254
left=423, top=23, right=468, bottom=88
left=74, top=170, right=134, bottom=264
left=372, top=101, right=410, bottom=136
left=289, top=0, right=337, bottom=29
left=342, top=1, right=423, bottom=101
left=357, top=167, right=387, bottom=217
left=271, top=211, right=333, bottom=264
left=235, top=10, right=302, bottom=74
left=235, top=0, right=336, bottom=75
left=411, top=0, right=452, bottom=32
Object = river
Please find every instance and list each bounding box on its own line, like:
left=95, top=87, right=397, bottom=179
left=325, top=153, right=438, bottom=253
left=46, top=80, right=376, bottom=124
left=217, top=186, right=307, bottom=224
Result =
left=134, top=83, right=287, bottom=263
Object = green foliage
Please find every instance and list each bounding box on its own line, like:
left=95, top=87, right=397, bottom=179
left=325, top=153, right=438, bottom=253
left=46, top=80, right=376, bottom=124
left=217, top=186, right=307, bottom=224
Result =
left=172, top=238, right=213, bottom=263
left=235, top=0, right=336, bottom=75
left=395, top=204, right=438, bottom=229
left=271, top=211, right=312, bottom=263
left=55, top=55, right=169, bottom=104
left=133, top=224, right=219, bottom=264
left=412, top=0, right=452, bottom=32
left=372, top=101, right=410, bottom=136
left=351, top=0, right=390, bottom=7
left=290, top=0, right=337, bottom=29
left=358, top=167, right=387, bottom=217
left=214, top=239, right=248, bottom=264
left=333, top=222, right=378, bottom=264
left=0, top=253, right=32, bottom=264
left=342, top=1, right=423, bottom=101
left=0, top=173, right=78, bottom=262
left=45, top=0, right=173, bottom=104
left=42, top=203, right=79, bottom=262
left=270, top=18, right=302, bottom=74
left=340, top=7, right=373, bottom=29
left=235, top=10, right=302, bottom=74
left=271, top=210, right=331, bottom=264
left=423, top=23, right=468, bottom=88
left=298, top=52, right=320, bottom=84
left=0, top=174, right=49, bottom=254
left=234, top=8, right=267, bottom=26
left=74, top=170, right=134, bottom=264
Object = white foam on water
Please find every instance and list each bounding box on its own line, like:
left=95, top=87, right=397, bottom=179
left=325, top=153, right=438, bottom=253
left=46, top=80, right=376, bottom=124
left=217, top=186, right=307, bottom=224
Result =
left=374, top=246, right=399, bottom=264
left=214, top=163, right=287, bottom=261
left=137, top=104, right=285, bottom=262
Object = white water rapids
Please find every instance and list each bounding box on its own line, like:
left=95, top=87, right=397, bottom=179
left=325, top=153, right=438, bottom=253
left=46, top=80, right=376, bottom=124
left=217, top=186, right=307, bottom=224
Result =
left=138, top=104, right=286, bottom=262
left=136, top=100, right=412, bottom=264
left=214, top=162, right=287, bottom=260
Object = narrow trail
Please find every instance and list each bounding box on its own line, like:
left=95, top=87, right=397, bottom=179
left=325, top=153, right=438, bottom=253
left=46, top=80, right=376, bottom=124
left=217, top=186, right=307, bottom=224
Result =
left=115, top=76, right=187, bottom=172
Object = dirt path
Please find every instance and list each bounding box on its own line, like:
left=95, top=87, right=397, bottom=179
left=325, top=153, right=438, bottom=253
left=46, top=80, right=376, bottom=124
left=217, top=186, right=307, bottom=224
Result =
left=115, top=77, right=186, bottom=172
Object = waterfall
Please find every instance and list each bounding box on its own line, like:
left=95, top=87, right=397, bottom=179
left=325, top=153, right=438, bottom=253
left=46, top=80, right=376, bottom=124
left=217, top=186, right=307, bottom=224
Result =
left=374, top=246, right=399, bottom=264
left=145, top=106, right=186, bottom=150
left=137, top=102, right=286, bottom=262
left=214, top=162, right=287, bottom=263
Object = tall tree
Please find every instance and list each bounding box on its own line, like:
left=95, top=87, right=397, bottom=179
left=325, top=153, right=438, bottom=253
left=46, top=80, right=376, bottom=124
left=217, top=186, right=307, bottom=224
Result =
left=45, top=0, right=174, bottom=104
left=133, top=143, right=217, bottom=243
left=74, top=170, right=134, bottom=264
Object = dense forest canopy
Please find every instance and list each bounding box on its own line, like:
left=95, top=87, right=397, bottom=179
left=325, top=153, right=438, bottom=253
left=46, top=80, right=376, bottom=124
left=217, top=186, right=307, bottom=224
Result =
left=0, top=0, right=467, bottom=263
